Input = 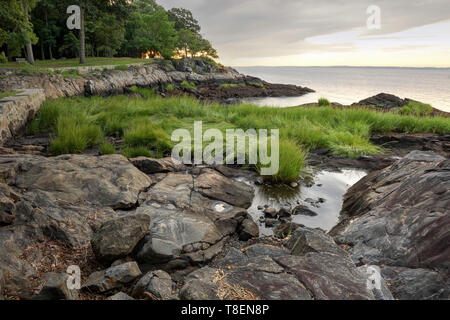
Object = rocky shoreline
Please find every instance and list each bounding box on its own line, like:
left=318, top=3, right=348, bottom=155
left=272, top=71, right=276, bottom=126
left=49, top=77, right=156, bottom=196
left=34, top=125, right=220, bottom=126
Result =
left=0, top=149, right=447, bottom=300
left=0, top=60, right=449, bottom=301
left=0, top=59, right=313, bottom=101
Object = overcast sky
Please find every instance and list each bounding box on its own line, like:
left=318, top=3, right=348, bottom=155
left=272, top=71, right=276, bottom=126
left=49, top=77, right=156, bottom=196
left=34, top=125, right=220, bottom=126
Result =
left=159, top=0, right=450, bottom=67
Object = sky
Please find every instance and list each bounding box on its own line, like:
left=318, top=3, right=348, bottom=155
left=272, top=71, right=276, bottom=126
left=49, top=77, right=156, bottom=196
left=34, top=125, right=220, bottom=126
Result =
left=159, top=0, right=450, bottom=67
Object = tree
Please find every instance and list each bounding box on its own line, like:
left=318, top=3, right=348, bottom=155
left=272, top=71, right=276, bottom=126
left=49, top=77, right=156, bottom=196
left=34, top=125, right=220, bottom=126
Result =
left=168, top=8, right=200, bottom=33
left=0, top=0, right=39, bottom=62
left=20, top=0, right=40, bottom=64
left=90, top=14, right=125, bottom=57
left=123, top=0, right=177, bottom=59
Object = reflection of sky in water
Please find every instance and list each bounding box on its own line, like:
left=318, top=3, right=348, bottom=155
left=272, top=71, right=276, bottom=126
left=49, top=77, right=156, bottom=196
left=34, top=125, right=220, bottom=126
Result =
left=242, top=169, right=367, bottom=236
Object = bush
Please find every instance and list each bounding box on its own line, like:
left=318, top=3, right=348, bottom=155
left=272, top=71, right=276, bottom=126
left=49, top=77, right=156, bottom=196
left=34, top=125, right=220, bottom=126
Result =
left=402, top=101, right=433, bottom=117
left=120, top=146, right=153, bottom=158
left=100, top=142, right=116, bottom=155
left=259, top=139, right=307, bottom=183
left=318, top=98, right=331, bottom=106
left=124, top=122, right=173, bottom=156
left=49, top=116, right=103, bottom=155
left=180, top=80, right=197, bottom=91
left=166, top=84, right=175, bottom=92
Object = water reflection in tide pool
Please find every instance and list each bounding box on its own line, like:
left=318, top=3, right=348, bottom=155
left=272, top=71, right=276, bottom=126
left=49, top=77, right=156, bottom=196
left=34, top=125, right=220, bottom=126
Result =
left=240, top=169, right=367, bottom=237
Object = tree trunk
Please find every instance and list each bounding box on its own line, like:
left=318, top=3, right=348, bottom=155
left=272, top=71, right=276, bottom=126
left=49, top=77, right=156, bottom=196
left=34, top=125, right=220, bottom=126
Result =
left=21, top=0, right=35, bottom=65
left=79, top=7, right=86, bottom=64
left=40, top=42, right=45, bottom=60
left=44, top=8, right=53, bottom=60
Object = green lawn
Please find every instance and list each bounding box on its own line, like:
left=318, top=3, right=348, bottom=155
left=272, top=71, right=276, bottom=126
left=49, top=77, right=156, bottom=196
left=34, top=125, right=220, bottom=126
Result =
left=28, top=90, right=450, bottom=183
left=0, top=57, right=150, bottom=70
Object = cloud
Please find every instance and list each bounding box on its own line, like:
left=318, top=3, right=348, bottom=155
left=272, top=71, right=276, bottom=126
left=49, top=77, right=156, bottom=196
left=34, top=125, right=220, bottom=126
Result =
left=159, top=0, right=450, bottom=65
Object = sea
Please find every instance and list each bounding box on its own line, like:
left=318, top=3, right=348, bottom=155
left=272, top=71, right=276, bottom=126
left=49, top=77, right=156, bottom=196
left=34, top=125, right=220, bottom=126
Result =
left=235, top=66, right=450, bottom=112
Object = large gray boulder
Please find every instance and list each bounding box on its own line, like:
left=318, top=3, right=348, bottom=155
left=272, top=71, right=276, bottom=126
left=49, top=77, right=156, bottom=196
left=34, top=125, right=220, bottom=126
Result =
left=134, top=168, right=254, bottom=266
left=331, top=151, right=449, bottom=300
left=91, top=214, right=150, bottom=264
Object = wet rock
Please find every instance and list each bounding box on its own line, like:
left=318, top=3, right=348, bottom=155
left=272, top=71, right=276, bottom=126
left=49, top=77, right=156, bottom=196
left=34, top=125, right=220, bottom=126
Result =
left=195, top=168, right=254, bottom=208
left=132, top=270, right=173, bottom=300
left=292, top=205, right=318, bottom=216
left=274, top=222, right=302, bottom=238
left=238, top=218, right=259, bottom=241
left=264, top=218, right=278, bottom=228
left=277, top=207, right=291, bottom=218
left=380, top=266, right=449, bottom=300
left=130, top=157, right=186, bottom=174
left=264, top=207, right=277, bottom=218
left=83, top=262, right=142, bottom=293
left=91, top=214, right=150, bottom=264
left=107, top=292, right=135, bottom=300
left=34, top=272, right=78, bottom=300
left=331, top=151, right=449, bottom=300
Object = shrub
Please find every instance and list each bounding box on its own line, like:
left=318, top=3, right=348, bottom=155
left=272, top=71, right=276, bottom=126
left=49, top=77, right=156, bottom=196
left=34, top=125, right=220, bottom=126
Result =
left=100, top=142, right=116, bottom=155
left=318, top=98, right=331, bottom=106
left=124, top=122, right=173, bottom=156
left=166, top=84, right=175, bottom=92
left=402, top=101, right=433, bottom=117
left=180, top=80, right=197, bottom=91
left=120, top=146, right=153, bottom=158
left=49, top=116, right=103, bottom=155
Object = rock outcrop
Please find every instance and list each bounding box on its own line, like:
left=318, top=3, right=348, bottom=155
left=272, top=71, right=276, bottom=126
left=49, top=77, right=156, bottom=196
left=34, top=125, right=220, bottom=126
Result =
left=0, top=154, right=151, bottom=298
left=134, top=168, right=255, bottom=267
left=358, top=93, right=407, bottom=109
left=181, top=227, right=375, bottom=300
left=331, top=151, right=450, bottom=300
left=0, top=62, right=313, bottom=101
left=0, top=89, right=45, bottom=145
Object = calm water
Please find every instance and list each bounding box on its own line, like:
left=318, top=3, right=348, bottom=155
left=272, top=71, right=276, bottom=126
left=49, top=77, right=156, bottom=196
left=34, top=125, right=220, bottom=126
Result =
left=240, top=169, right=367, bottom=236
left=236, top=66, right=450, bottom=112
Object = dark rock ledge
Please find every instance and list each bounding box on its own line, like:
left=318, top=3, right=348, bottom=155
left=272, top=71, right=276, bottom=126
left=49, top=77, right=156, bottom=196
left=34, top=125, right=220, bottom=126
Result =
left=0, top=151, right=448, bottom=300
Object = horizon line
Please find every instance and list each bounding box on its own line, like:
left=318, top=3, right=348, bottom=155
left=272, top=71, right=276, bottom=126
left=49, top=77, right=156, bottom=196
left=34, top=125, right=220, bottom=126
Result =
left=231, top=65, right=450, bottom=69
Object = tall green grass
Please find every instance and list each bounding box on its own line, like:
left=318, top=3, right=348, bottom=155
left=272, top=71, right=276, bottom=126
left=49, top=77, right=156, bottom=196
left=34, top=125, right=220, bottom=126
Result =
left=29, top=91, right=450, bottom=182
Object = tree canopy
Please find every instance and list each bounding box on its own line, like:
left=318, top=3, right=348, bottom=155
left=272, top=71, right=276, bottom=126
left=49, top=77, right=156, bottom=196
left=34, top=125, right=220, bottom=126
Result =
left=0, top=0, right=218, bottom=62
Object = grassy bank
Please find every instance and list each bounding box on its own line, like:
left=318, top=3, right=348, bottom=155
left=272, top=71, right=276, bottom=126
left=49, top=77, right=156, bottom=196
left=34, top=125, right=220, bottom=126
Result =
left=29, top=91, right=450, bottom=182
left=0, top=57, right=149, bottom=70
